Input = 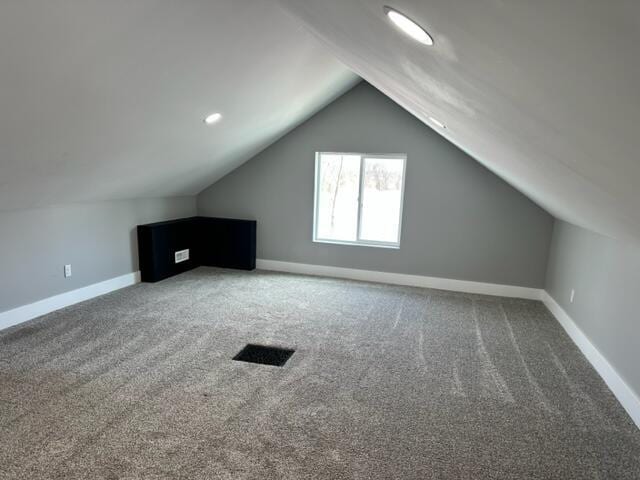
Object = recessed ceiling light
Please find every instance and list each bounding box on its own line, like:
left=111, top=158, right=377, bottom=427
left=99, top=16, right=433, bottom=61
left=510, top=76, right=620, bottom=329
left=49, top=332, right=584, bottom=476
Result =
left=384, top=7, right=433, bottom=46
left=428, top=116, right=446, bottom=129
left=204, top=113, right=222, bottom=125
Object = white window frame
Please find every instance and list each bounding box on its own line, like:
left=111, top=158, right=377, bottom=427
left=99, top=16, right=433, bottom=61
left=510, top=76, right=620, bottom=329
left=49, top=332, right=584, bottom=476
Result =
left=312, top=151, right=407, bottom=249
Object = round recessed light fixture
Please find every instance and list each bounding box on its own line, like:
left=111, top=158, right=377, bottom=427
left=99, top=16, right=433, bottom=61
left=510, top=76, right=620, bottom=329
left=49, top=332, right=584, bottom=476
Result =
left=384, top=6, right=433, bottom=46
left=204, top=112, right=222, bottom=125
left=428, top=116, right=446, bottom=129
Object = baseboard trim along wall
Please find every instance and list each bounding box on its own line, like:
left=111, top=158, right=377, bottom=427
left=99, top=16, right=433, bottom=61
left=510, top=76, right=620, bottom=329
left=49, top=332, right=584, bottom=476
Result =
left=257, top=258, right=640, bottom=430
left=256, top=259, right=542, bottom=299
left=541, top=291, right=640, bottom=429
left=1, top=261, right=637, bottom=430
left=0, top=271, right=141, bottom=332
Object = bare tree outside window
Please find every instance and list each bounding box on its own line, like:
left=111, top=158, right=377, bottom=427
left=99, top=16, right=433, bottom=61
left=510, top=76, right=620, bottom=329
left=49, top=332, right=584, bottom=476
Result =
left=330, top=156, right=343, bottom=228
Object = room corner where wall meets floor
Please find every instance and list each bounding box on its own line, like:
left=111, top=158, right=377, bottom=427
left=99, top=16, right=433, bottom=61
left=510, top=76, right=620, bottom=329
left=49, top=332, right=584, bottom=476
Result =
left=0, top=197, right=197, bottom=319
left=197, top=82, right=554, bottom=289
left=1, top=267, right=639, bottom=478
left=195, top=79, right=640, bottom=432
left=543, top=219, right=640, bottom=429
left=2, top=0, right=640, bottom=477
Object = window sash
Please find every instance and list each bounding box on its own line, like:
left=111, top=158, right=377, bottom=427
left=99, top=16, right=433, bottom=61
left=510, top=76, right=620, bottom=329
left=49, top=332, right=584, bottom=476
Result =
left=313, top=152, right=406, bottom=249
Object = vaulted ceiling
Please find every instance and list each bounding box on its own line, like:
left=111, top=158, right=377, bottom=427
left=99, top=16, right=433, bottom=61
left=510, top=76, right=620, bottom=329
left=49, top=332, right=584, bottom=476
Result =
left=0, top=0, right=358, bottom=210
left=279, top=0, right=640, bottom=243
left=2, top=1, right=639, bottom=244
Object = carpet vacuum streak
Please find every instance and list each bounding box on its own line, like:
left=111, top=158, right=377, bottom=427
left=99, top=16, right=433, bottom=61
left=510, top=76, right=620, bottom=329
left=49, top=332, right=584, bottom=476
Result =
left=1, top=267, right=639, bottom=479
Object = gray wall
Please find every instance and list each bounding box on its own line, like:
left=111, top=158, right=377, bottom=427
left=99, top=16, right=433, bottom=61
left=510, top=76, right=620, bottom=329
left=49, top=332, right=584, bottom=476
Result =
left=546, top=219, right=640, bottom=399
left=198, top=83, right=553, bottom=288
left=0, top=197, right=196, bottom=312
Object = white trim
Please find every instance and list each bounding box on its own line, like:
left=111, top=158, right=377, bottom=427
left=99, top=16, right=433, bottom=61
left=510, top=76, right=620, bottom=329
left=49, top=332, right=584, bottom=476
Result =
left=256, top=259, right=542, bottom=299
left=356, top=152, right=366, bottom=241
left=0, top=271, right=141, bottom=332
left=313, top=152, right=407, bottom=249
left=255, top=259, right=640, bottom=429
left=311, top=238, right=400, bottom=249
left=541, top=291, right=640, bottom=429
left=312, top=151, right=321, bottom=243
left=2, top=263, right=636, bottom=431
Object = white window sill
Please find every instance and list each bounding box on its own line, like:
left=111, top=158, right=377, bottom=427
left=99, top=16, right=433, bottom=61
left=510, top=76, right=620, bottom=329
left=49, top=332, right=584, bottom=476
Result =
left=313, top=239, right=400, bottom=250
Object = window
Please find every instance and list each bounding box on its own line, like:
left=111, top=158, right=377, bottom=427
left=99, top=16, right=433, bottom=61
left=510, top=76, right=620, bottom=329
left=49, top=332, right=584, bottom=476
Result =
left=313, top=152, right=406, bottom=248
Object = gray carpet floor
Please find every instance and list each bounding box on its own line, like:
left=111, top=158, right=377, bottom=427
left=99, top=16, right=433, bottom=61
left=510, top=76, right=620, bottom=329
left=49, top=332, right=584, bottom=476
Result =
left=1, top=267, right=639, bottom=479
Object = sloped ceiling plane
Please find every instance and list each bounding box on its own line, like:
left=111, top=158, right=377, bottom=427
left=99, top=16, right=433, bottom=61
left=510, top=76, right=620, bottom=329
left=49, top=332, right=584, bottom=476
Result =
left=0, top=0, right=358, bottom=210
left=279, top=0, right=640, bottom=243
left=2, top=0, right=639, bottom=246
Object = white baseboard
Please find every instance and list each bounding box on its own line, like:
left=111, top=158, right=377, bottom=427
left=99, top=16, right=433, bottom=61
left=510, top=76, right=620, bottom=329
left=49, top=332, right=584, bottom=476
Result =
left=0, top=271, right=141, bottom=332
left=3, top=263, right=635, bottom=430
left=541, top=291, right=640, bottom=429
left=256, top=259, right=639, bottom=428
left=256, top=259, right=542, bottom=300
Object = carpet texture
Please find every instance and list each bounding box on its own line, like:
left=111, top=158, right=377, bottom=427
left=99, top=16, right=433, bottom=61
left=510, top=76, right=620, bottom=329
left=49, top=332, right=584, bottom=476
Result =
left=1, top=267, right=639, bottom=479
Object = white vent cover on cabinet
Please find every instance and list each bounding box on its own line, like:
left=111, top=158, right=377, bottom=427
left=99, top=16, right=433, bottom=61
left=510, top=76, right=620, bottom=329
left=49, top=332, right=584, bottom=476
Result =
left=174, top=249, right=190, bottom=264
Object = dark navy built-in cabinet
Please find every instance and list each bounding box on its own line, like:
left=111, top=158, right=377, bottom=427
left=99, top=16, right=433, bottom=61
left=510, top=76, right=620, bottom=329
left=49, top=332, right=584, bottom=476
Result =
left=137, top=216, right=256, bottom=282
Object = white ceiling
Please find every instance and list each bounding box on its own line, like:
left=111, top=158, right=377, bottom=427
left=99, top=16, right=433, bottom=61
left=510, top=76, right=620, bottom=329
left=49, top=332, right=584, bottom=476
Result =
left=3, top=1, right=639, bottom=244
left=0, top=0, right=358, bottom=211
left=278, top=0, right=640, bottom=243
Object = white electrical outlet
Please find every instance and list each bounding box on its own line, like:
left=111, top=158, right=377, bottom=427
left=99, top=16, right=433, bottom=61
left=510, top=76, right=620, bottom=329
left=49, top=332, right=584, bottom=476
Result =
left=174, top=249, right=190, bottom=264
left=64, top=264, right=72, bottom=278
left=570, top=289, right=575, bottom=303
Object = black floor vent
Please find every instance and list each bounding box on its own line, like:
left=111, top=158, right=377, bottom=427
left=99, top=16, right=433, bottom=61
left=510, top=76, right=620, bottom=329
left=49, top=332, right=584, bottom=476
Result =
left=233, top=344, right=295, bottom=367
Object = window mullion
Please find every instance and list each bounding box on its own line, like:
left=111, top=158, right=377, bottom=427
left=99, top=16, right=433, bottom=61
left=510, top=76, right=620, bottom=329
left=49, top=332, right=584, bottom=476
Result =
left=356, top=155, right=366, bottom=242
